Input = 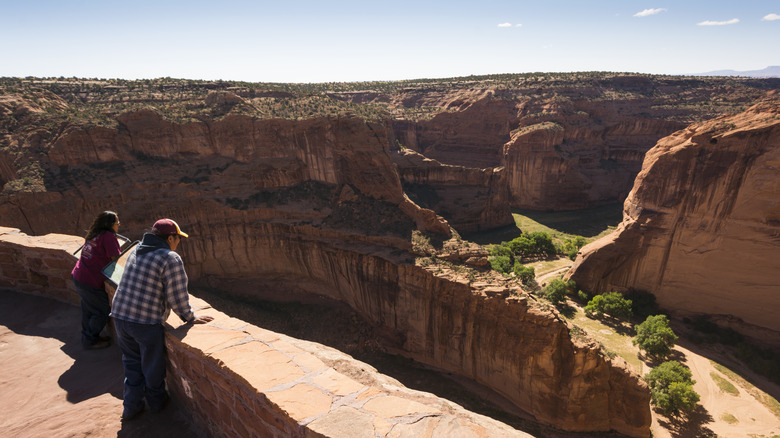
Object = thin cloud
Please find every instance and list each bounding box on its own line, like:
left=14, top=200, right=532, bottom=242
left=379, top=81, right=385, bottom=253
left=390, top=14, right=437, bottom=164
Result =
left=634, top=8, right=667, bottom=17
left=697, top=18, right=739, bottom=26
left=498, top=22, right=512, bottom=28
left=762, top=13, right=780, bottom=21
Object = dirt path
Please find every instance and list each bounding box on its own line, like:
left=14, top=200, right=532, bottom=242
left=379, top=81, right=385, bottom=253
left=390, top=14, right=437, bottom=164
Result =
left=648, top=346, right=780, bottom=438
left=536, top=266, right=571, bottom=285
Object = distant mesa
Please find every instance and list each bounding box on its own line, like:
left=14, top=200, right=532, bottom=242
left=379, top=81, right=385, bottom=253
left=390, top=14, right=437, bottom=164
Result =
left=689, top=65, right=780, bottom=78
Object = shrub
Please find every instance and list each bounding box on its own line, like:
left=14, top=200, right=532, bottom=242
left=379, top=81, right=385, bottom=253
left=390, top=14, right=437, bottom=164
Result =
left=506, top=232, right=557, bottom=260
left=512, top=262, right=535, bottom=285
left=584, top=292, right=633, bottom=320
left=634, top=315, right=678, bottom=360
left=527, top=232, right=557, bottom=258
left=489, top=244, right=513, bottom=259
left=507, top=236, right=531, bottom=258
left=489, top=255, right=512, bottom=274
left=624, top=289, right=659, bottom=320
left=559, top=236, right=587, bottom=260
left=576, top=290, right=590, bottom=303
left=543, top=279, right=575, bottom=305
left=645, top=361, right=700, bottom=416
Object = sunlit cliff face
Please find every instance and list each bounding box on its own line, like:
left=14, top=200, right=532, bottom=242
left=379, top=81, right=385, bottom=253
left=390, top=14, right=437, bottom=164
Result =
left=569, top=98, right=780, bottom=346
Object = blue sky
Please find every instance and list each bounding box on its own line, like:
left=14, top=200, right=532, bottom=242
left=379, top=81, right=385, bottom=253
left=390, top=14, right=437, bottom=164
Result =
left=2, top=0, right=779, bottom=83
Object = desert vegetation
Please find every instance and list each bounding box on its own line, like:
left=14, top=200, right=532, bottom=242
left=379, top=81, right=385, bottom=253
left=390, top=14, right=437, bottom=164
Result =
left=645, top=361, right=700, bottom=417
left=476, top=206, right=780, bottom=435
left=2, top=72, right=776, bottom=130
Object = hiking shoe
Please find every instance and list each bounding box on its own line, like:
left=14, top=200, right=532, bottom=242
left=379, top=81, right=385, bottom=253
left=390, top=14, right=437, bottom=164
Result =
left=83, top=340, right=110, bottom=350
left=121, top=405, right=144, bottom=421
left=149, top=394, right=169, bottom=413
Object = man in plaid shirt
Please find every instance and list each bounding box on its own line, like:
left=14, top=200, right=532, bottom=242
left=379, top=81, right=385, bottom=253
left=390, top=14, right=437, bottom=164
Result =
left=111, top=218, right=212, bottom=420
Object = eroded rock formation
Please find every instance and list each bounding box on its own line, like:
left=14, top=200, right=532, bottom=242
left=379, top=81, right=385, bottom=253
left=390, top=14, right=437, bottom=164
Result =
left=502, top=109, right=685, bottom=210
left=392, top=148, right=512, bottom=233
left=0, top=100, right=651, bottom=436
left=385, top=75, right=779, bottom=210
left=568, top=95, right=780, bottom=345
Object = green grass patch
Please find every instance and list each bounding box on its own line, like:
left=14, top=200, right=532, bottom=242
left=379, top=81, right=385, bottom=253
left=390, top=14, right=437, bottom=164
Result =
left=465, top=203, right=622, bottom=246
left=720, top=412, right=739, bottom=424
left=529, top=257, right=573, bottom=280
left=711, top=361, right=780, bottom=420
left=564, top=305, right=642, bottom=372
left=513, top=203, right=622, bottom=239
left=710, top=372, right=740, bottom=396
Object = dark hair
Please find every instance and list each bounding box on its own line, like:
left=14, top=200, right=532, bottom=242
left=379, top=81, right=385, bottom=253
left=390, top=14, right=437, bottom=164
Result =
left=84, top=211, right=118, bottom=242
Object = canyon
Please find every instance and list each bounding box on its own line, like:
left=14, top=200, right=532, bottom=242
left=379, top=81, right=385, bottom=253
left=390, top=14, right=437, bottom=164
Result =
left=1, top=74, right=779, bottom=436
left=568, top=93, right=780, bottom=347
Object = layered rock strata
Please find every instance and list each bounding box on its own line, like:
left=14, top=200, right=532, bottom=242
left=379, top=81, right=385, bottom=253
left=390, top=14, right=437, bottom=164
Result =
left=392, top=148, right=513, bottom=233
left=385, top=76, right=779, bottom=210
left=568, top=97, right=780, bottom=345
left=0, top=108, right=651, bottom=436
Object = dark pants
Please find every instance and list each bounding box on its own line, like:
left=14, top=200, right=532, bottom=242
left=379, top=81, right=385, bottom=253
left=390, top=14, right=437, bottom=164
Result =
left=73, top=278, right=110, bottom=347
left=113, top=318, right=168, bottom=412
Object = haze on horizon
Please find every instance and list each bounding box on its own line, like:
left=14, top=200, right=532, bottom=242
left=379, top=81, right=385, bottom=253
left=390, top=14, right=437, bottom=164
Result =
left=2, top=0, right=779, bottom=83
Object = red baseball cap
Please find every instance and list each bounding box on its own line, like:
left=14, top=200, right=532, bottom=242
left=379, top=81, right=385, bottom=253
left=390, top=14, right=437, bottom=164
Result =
left=152, top=218, right=189, bottom=238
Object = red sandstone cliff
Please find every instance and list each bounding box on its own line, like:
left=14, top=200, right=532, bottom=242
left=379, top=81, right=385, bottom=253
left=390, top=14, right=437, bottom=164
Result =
left=392, top=148, right=513, bottom=233
left=385, top=75, right=775, bottom=211
left=0, top=103, right=651, bottom=436
left=568, top=96, right=780, bottom=345
left=502, top=110, right=684, bottom=210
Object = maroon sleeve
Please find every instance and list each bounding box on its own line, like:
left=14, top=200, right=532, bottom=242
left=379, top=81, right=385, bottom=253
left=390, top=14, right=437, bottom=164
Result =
left=101, top=232, right=122, bottom=260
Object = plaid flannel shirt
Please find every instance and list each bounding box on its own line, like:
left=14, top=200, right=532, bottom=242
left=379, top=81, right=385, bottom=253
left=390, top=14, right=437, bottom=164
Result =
left=111, top=234, right=195, bottom=324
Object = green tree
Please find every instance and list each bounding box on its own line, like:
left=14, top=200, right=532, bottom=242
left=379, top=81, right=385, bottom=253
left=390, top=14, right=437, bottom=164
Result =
left=507, top=236, right=531, bottom=258
left=584, top=292, right=633, bottom=320
left=512, top=262, right=535, bottom=286
left=490, top=244, right=513, bottom=260
left=489, top=255, right=512, bottom=274
left=543, top=279, right=575, bottom=305
left=634, top=315, right=678, bottom=360
left=645, top=361, right=700, bottom=416
left=559, top=236, right=587, bottom=260
left=528, top=232, right=557, bottom=258
left=506, top=232, right=556, bottom=260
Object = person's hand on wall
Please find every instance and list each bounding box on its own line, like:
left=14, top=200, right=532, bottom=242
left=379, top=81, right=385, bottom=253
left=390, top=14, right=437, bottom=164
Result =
left=193, top=315, right=214, bottom=324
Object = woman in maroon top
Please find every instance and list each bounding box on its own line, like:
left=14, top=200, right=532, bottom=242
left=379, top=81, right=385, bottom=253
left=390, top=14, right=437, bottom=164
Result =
left=71, top=211, right=122, bottom=349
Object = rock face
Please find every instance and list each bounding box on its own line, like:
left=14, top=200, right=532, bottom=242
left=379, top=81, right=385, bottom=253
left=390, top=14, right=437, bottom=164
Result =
left=503, top=112, right=685, bottom=210
left=568, top=96, right=780, bottom=345
left=0, top=105, right=651, bottom=436
left=386, top=75, right=779, bottom=211
left=392, top=148, right=513, bottom=233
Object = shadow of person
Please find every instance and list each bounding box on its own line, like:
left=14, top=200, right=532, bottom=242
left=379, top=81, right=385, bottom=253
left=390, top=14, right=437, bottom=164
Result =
left=0, top=289, right=122, bottom=402
left=57, top=338, right=124, bottom=403
left=116, top=394, right=204, bottom=438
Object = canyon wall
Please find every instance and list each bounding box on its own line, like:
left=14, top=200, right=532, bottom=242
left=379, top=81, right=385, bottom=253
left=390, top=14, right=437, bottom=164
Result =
left=568, top=97, right=780, bottom=345
left=0, top=106, right=650, bottom=436
left=392, top=148, right=513, bottom=233
left=384, top=76, right=778, bottom=211
left=0, top=227, right=535, bottom=438
left=502, top=111, right=685, bottom=210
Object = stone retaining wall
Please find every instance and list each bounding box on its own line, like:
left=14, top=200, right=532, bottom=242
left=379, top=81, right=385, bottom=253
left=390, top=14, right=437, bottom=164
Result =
left=0, top=227, right=83, bottom=304
left=0, top=226, right=530, bottom=437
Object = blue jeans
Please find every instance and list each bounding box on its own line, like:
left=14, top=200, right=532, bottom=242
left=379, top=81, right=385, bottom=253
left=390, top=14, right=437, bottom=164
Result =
left=113, top=318, right=168, bottom=412
left=73, top=278, right=110, bottom=346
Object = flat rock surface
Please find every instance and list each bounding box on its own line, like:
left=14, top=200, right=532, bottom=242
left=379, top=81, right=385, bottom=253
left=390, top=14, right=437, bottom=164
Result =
left=0, top=289, right=204, bottom=438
